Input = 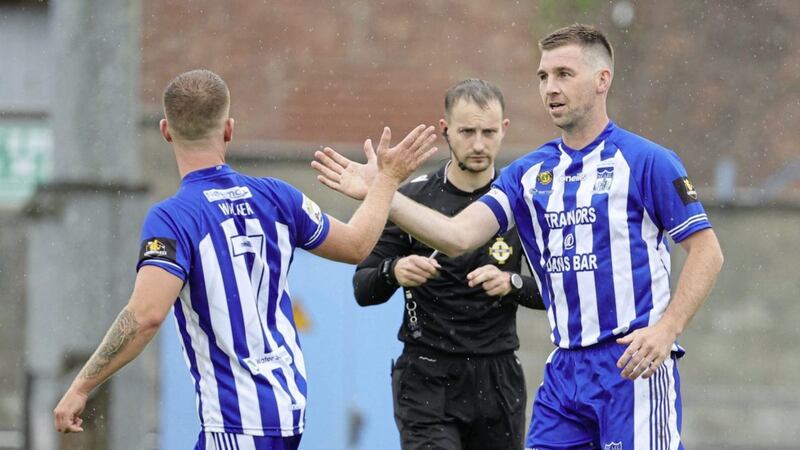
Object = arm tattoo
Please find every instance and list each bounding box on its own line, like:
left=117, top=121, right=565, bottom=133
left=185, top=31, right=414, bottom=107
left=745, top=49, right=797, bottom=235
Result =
left=79, top=308, right=140, bottom=380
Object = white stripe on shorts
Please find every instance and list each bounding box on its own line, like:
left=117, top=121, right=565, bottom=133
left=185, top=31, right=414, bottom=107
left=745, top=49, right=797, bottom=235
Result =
left=633, top=358, right=681, bottom=449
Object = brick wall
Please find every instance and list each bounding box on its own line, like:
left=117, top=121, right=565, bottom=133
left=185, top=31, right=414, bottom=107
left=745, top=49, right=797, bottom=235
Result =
left=142, top=0, right=800, bottom=191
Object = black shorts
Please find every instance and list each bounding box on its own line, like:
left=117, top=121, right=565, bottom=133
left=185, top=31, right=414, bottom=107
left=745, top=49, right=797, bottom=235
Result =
left=391, top=347, right=527, bottom=450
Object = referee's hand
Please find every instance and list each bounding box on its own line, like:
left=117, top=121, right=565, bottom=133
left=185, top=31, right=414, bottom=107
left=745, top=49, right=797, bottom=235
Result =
left=394, top=255, right=440, bottom=287
left=467, top=265, right=512, bottom=297
left=53, top=387, right=88, bottom=433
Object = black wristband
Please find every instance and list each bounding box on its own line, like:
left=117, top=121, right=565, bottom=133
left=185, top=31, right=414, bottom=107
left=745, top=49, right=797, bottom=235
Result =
left=379, top=257, right=399, bottom=286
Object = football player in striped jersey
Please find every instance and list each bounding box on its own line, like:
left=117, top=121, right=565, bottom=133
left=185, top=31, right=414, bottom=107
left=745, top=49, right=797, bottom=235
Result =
left=53, top=69, right=438, bottom=450
left=313, top=24, right=723, bottom=450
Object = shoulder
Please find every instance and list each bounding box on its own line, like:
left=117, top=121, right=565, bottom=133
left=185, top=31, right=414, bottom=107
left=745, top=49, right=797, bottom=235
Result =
left=145, top=196, right=181, bottom=220
left=609, top=126, right=679, bottom=164
left=500, top=139, right=559, bottom=177
left=244, top=176, right=302, bottom=199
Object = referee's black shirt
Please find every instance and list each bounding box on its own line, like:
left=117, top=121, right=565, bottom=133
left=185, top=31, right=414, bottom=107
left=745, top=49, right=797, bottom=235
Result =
left=353, top=162, right=544, bottom=355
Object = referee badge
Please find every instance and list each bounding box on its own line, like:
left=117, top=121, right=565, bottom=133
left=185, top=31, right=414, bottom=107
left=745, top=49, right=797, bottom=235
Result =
left=489, top=237, right=513, bottom=264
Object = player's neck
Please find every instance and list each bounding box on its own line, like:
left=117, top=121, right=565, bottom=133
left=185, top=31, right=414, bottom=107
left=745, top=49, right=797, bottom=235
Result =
left=446, top=160, right=494, bottom=193
left=562, top=112, right=610, bottom=150
left=173, top=140, right=227, bottom=178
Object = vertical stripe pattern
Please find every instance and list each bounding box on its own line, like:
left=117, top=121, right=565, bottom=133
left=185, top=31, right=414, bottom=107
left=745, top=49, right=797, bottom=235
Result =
left=634, top=358, right=681, bottom=449
left=480, top=123, right=710, bottom=349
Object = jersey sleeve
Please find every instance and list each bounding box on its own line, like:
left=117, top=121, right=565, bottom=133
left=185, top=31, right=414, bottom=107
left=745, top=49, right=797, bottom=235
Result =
left=137, top=205, right=191, bottom=281
left=478, top=168, right=517, bottom=234
left=642, top=149, right=711, bottom=243
left=271, top=180, right=331, bottom=250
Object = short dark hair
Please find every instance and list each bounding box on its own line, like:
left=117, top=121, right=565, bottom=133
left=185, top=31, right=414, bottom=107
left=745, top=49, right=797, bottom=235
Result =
left=539, top=23, right=613, bottom=64
left=163, top=69, right=230, bottom=140
left=444, top=79, right=505, bottom=119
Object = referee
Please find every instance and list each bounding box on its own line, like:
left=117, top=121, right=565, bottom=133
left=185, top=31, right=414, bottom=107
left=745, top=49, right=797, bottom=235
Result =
left=353, top=79, right=544, bottom=450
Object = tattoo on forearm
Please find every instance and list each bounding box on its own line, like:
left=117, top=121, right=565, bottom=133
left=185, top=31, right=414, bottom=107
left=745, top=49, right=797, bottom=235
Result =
left=79, top=308, right=140, bottom=380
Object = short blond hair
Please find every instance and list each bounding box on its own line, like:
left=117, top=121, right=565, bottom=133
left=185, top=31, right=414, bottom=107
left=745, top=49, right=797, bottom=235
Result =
left=163, top=69, right=230, bottom=140
left=539, top=24, right=614, bottom=69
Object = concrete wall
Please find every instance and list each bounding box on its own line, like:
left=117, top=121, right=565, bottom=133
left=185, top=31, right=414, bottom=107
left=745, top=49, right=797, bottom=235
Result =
left=0, top=215, right=28, bottom=450
left=0, top=2, right=50, bottom=113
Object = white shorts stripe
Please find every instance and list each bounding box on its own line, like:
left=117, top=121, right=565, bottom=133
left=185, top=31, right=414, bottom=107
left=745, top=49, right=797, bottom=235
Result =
left=634, top=359, right=681, bottom=450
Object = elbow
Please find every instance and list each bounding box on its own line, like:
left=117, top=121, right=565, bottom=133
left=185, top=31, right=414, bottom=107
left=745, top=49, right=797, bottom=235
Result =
left=134, top=311, right=166, bottom=335
left=345, top=247, right=371, bottom=265
left=441, top=238, right=472, bottom=258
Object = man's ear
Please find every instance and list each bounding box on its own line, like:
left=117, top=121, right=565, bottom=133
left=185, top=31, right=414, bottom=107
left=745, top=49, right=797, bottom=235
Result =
left=159, top=119, right=173, bottom=143
left=224, top=118, right=234, bottom=143
left=597, top=68, right=613, bottom=94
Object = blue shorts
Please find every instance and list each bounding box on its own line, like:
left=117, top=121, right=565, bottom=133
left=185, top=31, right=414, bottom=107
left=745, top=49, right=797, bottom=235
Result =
left=195, top=431, right=302, bottom=450
left=526, top=341, right=683, bottom=450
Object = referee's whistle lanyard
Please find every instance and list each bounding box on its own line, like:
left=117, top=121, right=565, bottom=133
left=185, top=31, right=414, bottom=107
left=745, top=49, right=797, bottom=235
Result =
left=404, top=289, right=422, bottom=339
left=404, top=250, right=439, bottom=339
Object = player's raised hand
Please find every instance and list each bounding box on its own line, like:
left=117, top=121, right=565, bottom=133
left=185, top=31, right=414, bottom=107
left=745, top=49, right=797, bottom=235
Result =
left=616, top=322, right=677, bottom=380
left=394, top=255, right=441, bottom=287
left=467, top=265, right=513, bottom=297
left=53, top=388, right=88, bottom=433
left=312, top=125, right=438, bottom=200
left=312, top=137, right=376, bottom=200
left=375, top=125, right=438, bottom=183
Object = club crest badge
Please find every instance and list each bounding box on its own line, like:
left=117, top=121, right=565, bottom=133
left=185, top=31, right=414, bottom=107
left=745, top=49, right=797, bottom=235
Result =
left=537, top=171, right=553, bottom=185
left=593, top=167, right=614, bottom=194
left=489, top=237, right=513, bottom=264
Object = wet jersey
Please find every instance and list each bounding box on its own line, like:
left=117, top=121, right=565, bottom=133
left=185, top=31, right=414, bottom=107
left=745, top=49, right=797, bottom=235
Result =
left=480, top=122, right=710, bottom=349
left=137, top=164, right=330, bottom=436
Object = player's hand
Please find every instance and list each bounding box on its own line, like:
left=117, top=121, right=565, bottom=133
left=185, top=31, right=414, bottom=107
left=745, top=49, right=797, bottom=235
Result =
left=616, top=322, right=678, bottom=380
left=374, top=125, right=438, bottom=183
left=466, top=265, right=512, bottom=297
left=394, top=255, right=441, bottom=287
left=312, top=138, right=376, bottom=200
left=312, top=125, right=438, bottom=199
left=53, top=387, right=88, bottom=433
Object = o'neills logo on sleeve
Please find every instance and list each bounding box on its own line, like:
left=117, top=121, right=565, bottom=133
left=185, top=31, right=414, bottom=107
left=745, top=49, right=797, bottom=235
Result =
left=203, top=186, right=253, bottom=202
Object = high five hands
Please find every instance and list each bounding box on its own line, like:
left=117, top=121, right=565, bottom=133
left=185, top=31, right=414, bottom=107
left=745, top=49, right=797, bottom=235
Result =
left=312, top=124, right=438, bottom=199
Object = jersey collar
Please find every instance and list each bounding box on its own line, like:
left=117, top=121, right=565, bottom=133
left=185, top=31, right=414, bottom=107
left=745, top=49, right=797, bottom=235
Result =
left=181, top=164, right=234, bottom=184
left=558, top=120, right=617, bottom=158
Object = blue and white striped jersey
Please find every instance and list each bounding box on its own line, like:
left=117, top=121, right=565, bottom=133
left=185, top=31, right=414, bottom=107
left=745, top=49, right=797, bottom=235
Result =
left=480, top=122, right=710, bottom=350
left=137, top=164, right=330, bottom=437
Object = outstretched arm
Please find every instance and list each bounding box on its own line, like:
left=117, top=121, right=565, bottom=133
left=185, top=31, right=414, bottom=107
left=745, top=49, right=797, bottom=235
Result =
left=312, top=146, right=500, bottom=257
left=390, top=195, right=499, bottom=257
left=53, top=266, right=182, bottom=433
left=616, top=228, right=723, bottom=380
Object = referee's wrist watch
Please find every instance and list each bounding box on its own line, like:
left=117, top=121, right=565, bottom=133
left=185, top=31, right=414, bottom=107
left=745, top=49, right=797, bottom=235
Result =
left=380, top=258, right=399, bottom=286
left=508, top=273, right=523, bottom=294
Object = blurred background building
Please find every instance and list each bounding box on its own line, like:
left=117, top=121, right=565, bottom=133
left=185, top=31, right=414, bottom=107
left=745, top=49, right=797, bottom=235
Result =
left=1, top=0, right=798, bottom=449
